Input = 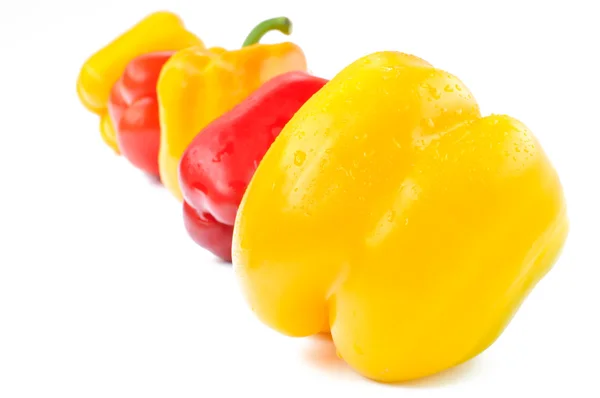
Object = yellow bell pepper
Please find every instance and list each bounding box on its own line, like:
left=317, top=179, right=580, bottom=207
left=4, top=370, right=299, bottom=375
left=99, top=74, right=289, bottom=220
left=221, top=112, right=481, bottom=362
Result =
left=157, top=17, right=307, bottom=201
left=232, top=51, right=569, bottom=383
left=76, top=11, right=203, bottom=153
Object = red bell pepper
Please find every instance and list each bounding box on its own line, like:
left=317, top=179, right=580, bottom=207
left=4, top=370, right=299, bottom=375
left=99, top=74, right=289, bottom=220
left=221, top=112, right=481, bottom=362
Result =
left=108, top=51, right=174, bottom=177
left=179, top=71, right=328, bottom=261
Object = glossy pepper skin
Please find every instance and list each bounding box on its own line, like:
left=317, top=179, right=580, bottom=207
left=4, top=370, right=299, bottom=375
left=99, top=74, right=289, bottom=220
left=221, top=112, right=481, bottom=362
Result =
left=179, top=71, right=328, bottom=262
left=158, top=17, right=307, bottom=201
left=76, top=11, right=203, bottom=153
left=233, top=52, right=569, bottom=383
left=108, top=52, right=174, bottom=177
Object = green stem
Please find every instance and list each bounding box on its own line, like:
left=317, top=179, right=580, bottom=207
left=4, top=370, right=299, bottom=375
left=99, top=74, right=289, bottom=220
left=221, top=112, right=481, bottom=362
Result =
left=242, top=17, right=293, bottom=47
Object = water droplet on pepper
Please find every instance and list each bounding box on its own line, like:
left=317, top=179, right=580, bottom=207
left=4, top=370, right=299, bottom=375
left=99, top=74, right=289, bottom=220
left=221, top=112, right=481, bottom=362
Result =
left=293, top=150, right=306, bottom=166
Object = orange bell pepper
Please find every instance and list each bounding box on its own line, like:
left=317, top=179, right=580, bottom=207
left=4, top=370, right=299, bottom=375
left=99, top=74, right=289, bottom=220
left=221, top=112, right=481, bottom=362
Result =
left=157, top=17, right=307, bottom=200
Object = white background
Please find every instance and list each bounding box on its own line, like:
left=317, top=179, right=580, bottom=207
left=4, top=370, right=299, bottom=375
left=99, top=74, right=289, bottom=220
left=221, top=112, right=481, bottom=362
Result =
left=1, top=0, right=599, bottom=396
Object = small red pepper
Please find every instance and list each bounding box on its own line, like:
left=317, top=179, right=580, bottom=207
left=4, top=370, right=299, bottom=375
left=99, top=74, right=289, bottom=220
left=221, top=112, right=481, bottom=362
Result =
left=108, top=51, right=174, bottom=177
left=179, top=71, right=328, bottom=261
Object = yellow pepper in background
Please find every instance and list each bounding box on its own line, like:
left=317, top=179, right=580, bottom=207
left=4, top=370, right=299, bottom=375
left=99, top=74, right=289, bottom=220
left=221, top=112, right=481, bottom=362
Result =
left=233, top=52, right=568, bottom=382
left=76, top=11, right=204, bottom=153
left=157, top=17, right=307, bottom=201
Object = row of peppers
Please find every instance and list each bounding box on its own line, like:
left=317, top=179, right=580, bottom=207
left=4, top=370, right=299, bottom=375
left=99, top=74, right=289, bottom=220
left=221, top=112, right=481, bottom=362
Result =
left=77, top=12, right=325, bottom=261
left=77, top=11, right=569, bottom=383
